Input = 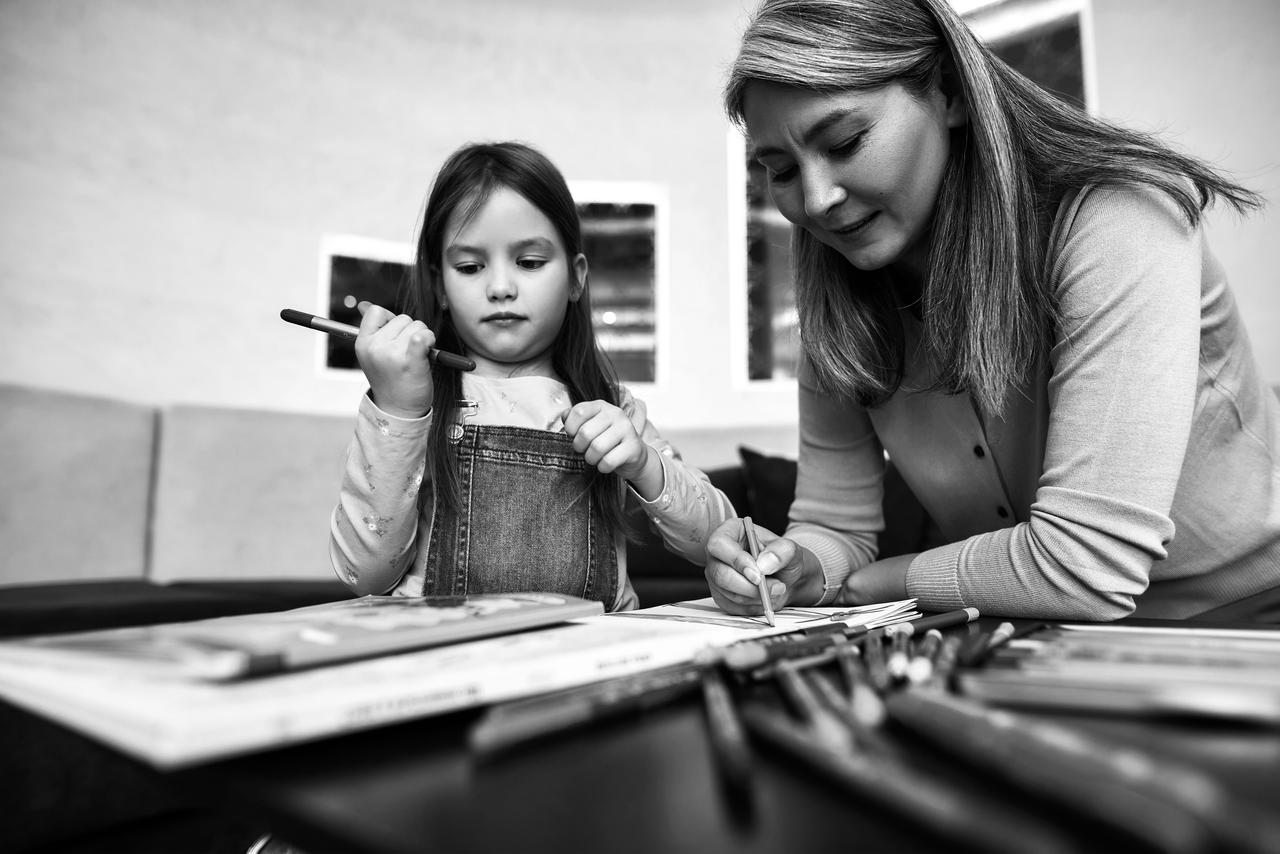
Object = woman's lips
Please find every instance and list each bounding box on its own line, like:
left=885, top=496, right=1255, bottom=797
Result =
left=833, top=210, right=879, bottom=236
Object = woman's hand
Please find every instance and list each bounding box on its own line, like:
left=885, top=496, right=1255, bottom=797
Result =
left=703, top=518, right=824, bottom=615
left=354, top=302, right=437, bottom=419
left=562, top=400, right=663, bottom=498
left=838, top=554, right=914, bottom=604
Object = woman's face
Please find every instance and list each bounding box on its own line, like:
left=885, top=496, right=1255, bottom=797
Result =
left=742, top=79, right=965, bottom=275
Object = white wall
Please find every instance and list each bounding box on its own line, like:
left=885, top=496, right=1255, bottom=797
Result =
left=1088, top=0, right=1280, bottom=377
left=1, top=0, right=1275, bottom=448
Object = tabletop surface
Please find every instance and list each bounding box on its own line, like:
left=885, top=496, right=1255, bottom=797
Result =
left=170, top=619, right=1280, bottom=854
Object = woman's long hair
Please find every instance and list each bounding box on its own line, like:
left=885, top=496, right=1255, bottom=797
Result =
left=725, top=0, right=1262, bottom=417
left=401, top=141, right=629, bottom=537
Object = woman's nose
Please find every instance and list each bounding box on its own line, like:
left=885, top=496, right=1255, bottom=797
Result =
left=802, top=167, right=848, bottom=220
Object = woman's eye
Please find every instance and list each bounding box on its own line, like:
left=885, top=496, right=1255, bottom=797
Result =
left=517, top=258, right=548, bottom=271
left=767, top=165, right=797, bottom=183
left=454, top=262, right=482, bottom=275
left=830, top=133, right=865, bottom=157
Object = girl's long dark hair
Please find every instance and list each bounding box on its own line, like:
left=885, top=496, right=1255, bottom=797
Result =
left=725, top=0, right=1263, bottom=417
left=401, top=141, right=630, bottom=537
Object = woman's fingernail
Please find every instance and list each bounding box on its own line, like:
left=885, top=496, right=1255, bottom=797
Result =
left=756, top=553, right=779, bottom=576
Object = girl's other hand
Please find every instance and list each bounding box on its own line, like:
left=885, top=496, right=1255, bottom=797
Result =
left=562, top=400, right=661, bottom=489
left=355, top=301, right=436, bottom=419
left=704, top=518, right=812, bottom=615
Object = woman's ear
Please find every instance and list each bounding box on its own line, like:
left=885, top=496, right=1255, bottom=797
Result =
left=939, top=56, right=968, bottom=129
left=569, top=253, right=589, bottom=303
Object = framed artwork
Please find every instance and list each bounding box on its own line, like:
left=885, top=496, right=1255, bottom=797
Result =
left=315, top=182, right=666, bottom=385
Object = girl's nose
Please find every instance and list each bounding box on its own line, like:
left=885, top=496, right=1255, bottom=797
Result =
left=486, top=267, right=516, bottom=301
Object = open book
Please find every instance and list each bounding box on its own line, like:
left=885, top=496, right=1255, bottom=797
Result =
left=0, top=596, right=917, bottom=768
left=0, top=592, right=606, bottom=681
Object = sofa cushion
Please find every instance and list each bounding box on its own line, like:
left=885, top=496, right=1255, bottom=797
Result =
left=0, top=384, right=156, bottom=587
left=150, top=405, right=355, bottom=583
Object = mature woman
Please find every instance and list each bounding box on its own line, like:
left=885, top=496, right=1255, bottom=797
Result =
left=705, top=0, right=1279, bottom=620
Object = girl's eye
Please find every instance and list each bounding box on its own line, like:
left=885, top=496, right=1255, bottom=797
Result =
left=517, top=258, right=548, bottom=271
left=454, top=262, right=482, bottom=275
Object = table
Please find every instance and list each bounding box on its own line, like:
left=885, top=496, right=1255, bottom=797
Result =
left=167, top=619, right=1280, bottom=854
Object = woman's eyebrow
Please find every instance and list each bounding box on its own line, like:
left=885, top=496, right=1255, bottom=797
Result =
left=751, top=108, right=862, bottom=160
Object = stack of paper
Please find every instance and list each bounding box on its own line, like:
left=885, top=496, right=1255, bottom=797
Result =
left=957, top=623, right=1280, bottom=724
left=0, top=596, right=917, bottom=768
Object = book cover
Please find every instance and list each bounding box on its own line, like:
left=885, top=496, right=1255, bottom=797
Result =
left=0, top=592, right=606, bottom=681
left=0, top=597, right=916, bottom=768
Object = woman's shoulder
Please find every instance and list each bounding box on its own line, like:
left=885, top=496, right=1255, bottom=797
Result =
left=1048, top=182, right=1199, bottom=278
left=1053, top=182, right=1196, bottom=245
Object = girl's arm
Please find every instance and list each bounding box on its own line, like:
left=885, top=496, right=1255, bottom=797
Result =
left=617, top=389, right=738, bottom=565
left=328, top=394, right=431, bottom=596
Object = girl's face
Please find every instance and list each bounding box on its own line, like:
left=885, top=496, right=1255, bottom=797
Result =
left=742, top=79, right=965, bottom=277
left=439, top=186, right=587, bottom=378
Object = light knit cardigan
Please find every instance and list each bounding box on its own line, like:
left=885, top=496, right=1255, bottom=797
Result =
left=789, top=184, right=1280, bottom=620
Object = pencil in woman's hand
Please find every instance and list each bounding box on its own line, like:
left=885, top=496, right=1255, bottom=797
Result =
left=742, top=516, right=775, bottom=627
left=279, top=308, right=476, bottom=371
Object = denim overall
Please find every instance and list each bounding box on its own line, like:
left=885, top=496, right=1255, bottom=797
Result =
left=423, top=423, right=618, bottom=607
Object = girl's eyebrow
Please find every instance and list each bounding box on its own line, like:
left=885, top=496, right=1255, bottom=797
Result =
left=445, top=237, right=555, bottom=256
left=510, top=237, right=555, bottom=252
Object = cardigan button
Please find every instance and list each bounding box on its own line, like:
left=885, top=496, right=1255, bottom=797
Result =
left=973, top=445, right=986, bottom=458
left=996, top=506, right=1010, bottom=519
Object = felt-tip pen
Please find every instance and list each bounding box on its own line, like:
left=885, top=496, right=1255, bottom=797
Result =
left=280, top=308, right=476, bottom=371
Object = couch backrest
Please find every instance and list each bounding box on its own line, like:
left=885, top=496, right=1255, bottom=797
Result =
left=149, top=404, right=355, bottom=583
left=0, top=383, right=156, bottom=586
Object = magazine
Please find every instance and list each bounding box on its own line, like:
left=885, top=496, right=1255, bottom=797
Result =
left=0, top=592, right=606, bottom=681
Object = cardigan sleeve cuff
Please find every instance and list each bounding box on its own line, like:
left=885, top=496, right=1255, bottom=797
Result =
left=906, top=540, right=968, bottom=610
left=787, top=529, right=850, bottom=606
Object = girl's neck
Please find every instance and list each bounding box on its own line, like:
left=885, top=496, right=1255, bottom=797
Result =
left=467, top=352, right=560, bottom=382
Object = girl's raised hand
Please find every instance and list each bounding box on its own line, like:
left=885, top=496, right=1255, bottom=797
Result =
left=354, top=301, right=437, bottom=419
left=704, top=518, right=811, bottom=616
left=562, top=400, right=662, bottom=497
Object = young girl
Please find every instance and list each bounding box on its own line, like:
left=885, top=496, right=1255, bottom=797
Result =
left=329, top=141, right=733, bottom=611
left=705, top=0, right=1280, bottom=621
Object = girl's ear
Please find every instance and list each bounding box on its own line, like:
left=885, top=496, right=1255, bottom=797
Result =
left=569, top=253, right=588, bottom=303
left=939, top=56, right=968, bottom=129
left=429, top=266, right=448, bottom=310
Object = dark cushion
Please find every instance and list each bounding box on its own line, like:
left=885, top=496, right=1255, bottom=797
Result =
left=737, top=445, right=797, bottom=535
left=736, top=445, right=931, bottom=559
